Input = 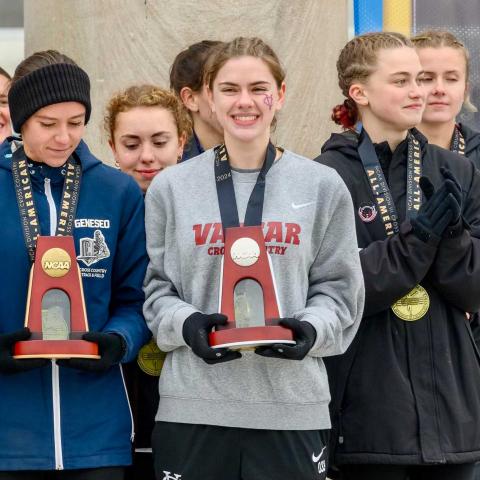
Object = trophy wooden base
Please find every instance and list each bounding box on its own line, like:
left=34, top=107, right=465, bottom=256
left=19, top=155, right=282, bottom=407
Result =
left=209, top=325, right=295, bottom=350
left=13, top=339, right=100, bottom=359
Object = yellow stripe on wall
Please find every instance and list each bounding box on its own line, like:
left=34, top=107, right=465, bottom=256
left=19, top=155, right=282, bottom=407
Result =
left=383, top=0, right=412, bottom=36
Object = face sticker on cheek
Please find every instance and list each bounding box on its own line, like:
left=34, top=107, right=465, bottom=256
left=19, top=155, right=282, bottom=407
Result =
left=263, top=94, right=274, bottom=110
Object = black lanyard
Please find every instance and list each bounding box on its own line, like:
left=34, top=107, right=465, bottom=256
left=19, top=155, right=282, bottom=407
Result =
left=214, top=142, right=276, bottom=230
left=451, top=125, right=466, bottom=155
left=358, top=129, right=422, bottom=236
left=12, top=146, right=82, bottom=262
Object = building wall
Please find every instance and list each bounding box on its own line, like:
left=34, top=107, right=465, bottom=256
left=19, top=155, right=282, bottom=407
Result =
left=24, top=0, right=348, bottom=163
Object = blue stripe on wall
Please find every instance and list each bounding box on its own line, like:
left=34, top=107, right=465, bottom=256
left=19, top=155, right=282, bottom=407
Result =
left=354, top=0, right=383, bottom=35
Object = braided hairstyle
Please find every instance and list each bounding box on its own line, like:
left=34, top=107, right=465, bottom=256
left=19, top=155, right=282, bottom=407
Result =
left=332, top=32, right=412, bottom=129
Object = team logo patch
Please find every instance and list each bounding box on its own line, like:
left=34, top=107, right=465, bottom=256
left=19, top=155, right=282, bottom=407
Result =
left=358, top=203, right=377, bottom=223
left=77, top=229, right=110, bottom=266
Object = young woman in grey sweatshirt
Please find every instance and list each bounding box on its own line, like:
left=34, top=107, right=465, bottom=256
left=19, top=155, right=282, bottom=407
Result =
left=143, top=36, right=364, bottom=480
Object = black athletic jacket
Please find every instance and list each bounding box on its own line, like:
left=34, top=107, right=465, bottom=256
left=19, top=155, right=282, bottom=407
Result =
left=458, top=123, right=480, bottom=346
left=315, top=129, right=480, bottom=466
left=459, top=122, right=480, bottom=169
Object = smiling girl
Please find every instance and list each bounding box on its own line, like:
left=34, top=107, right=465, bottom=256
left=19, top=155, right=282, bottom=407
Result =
left=316, top=32, right=480, bottom=480
left=143, top=36, right=364, bottom=480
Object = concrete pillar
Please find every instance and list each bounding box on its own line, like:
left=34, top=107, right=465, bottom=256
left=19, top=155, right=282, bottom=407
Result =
left=24, top=0, right=348, bottom=163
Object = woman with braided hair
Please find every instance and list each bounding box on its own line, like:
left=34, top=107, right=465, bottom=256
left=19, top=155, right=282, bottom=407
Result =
left=315, top=31, right=480, bottom=480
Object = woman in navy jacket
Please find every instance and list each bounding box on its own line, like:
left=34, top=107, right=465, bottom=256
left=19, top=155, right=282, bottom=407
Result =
left=0, top=50, right=150, bottom=479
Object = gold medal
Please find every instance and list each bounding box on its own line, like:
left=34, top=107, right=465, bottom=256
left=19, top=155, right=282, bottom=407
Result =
left=392, top=285, right=430, bottom=321
left=137, top=339, right=166, bottom=376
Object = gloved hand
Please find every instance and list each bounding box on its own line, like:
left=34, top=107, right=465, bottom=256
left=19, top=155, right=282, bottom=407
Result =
left=410, top=172, right=462, bottom=243
left=0, top=327, right=48, bottom=374
left=255, top=318, right=316, bottom=361
left=182, top=312, right=242, bottom=365
left=439, top=166, right=463, bottom=228
left=57, top=332, right=125, bottom=372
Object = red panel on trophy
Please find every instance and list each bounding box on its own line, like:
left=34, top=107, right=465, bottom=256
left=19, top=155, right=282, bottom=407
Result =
left=209, top=226, right=294, bottom=349
left=14, top=236, right=99, bottom=359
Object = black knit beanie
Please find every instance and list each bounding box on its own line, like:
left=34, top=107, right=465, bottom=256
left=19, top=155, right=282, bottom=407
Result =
left=8, top=63, right=91, bottom=132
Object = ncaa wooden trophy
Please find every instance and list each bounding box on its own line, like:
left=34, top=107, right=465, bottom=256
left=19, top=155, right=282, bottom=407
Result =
left=209, top=225, right=295, bottom=349
left=14, top=236, right=99, bottom=359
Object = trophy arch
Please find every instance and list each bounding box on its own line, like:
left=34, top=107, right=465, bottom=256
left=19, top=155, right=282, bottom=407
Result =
left=209, top=225, right=295, bottom=349
left=14, top=236, right=99, bottom=359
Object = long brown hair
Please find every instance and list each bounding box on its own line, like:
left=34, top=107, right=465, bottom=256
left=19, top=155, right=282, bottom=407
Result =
left=170, top=40, right=223, bottom=95
left=204, top=37, right=285, bottom=129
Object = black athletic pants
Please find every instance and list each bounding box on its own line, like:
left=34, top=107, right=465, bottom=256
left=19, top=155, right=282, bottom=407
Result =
left=340, top=463, right=476, bottom=480
left=0, top=467, right=125, bottom=480
left=152, top=421, right=329, bottom=480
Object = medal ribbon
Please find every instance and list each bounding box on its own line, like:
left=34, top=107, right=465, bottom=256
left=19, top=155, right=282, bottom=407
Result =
left=12, top=146, right=82, bottom=263
left=214, top=141, right=276, bottom=230
left=358, top=128, right=422, bottom=236
left=450, top=125, right=466, bottom=156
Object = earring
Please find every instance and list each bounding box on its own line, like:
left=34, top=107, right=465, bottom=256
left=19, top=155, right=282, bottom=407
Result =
left=114, top=160, right=120, bottom=169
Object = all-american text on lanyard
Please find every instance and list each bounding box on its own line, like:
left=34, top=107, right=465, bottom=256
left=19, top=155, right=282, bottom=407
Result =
left=358, top=128, right=422, bottom=237
left=11, top=146, right=82, bottom=263
left=214, top=141, right=277, bottom=230
left=358, top=128, right=429, bottom=322
left=451, top=125, right=466, bottom=156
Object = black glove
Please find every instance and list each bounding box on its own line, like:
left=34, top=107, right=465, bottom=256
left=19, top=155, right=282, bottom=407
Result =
left=57, top=332, right=125, bottom=372
left=439, top=166, right=463, bottom=228
left=410, top=173, right=461, bottom=243
left=255, top=318, right=316, bottom=361
left=182, top=312, right=242, bottom=365
left=0, top=328, right=48, bottom=374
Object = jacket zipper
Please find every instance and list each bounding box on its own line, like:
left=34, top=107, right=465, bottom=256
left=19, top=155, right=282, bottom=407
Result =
left=45, top=178, right=64, bottom=470
left=338, top=409, right=344, bottom=445
left=120, top=365, right=135, bottom=442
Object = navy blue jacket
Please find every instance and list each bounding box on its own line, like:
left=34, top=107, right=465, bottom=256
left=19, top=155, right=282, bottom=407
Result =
left=180, top=132, right=203, bottom=162
left=0, top=139, right=150, bottom=470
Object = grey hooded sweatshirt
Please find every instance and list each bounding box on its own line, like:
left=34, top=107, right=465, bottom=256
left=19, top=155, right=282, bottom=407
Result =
left=143, top=148, right=364, bottom=431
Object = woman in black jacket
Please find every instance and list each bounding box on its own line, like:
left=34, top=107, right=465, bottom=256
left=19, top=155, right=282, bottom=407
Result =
left=315, top=31, right=480, bottom=480
left=413, top=31, right=480, bottom=351
left=412, top=30, right=480, bottom=166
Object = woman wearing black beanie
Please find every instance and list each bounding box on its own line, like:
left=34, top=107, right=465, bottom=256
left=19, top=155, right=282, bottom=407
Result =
left=0, top=50, right=150, bottom=479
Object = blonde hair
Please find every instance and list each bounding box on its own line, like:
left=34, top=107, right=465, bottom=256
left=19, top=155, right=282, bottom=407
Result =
left=412, top=30, right=477, bottom=112
left=333, top=32, right=412, bottom=128
left=105, top=84, right=193, bottom=142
